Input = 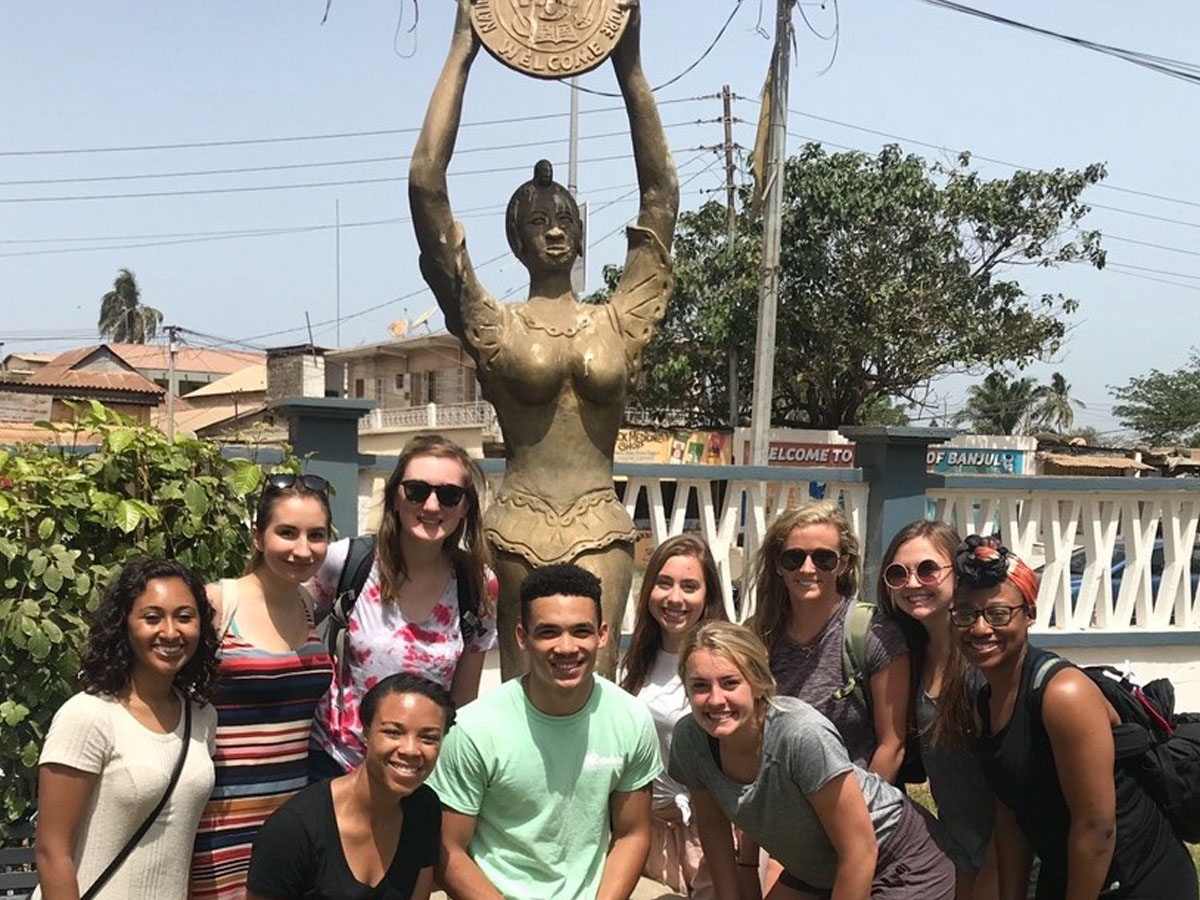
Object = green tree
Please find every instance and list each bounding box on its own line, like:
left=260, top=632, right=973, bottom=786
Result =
left=955, top=370, right=1047, bottom=435
left=0, top=403, right=287, bottom=828
left=97, top=267, right=163, bottom=343
left=1111, top=350, right=1200, bottom=445
left=597, top=143, right=1105, bottom=428
left=1035, top=372, right=1086, bottom=432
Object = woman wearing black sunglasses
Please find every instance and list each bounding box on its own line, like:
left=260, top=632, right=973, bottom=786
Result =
left=748, top=503, right=910, bottom=783
left=191, top=471, right=336, bottom=899
left=936, top=536, right=1196, bottom=900
left=877, top=521, right=998, bottom=900
left=303, top=434, right=496, bottom=780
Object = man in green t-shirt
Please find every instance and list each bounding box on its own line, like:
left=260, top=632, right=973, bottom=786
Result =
left=429, top=563, right=662, bottom=900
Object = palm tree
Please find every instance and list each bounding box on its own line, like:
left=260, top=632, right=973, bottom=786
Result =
left=98, top=268, right=163, bottom=343
left=955, top=370, right=1047, bottom=435
left=1035, top=371, right=1086, bottom=433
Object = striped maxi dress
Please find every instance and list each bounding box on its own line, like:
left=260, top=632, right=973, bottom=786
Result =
left=189, top=600, right=334, bottom=900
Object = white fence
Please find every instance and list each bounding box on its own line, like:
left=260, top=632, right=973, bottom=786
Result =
left=363, top=401, right=498, bottom=433
left=930, top=481, right=1199, bottom=634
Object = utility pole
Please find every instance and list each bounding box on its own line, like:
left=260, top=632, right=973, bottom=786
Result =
left=722, top=85, right=739, bottom=432
left=166, top=325, right=179, bottom=442
left=748, top=0, right=794, bottom=465
left=335, top=199, right=341, bottom=347
left=568, top=76, right=586, bottom=296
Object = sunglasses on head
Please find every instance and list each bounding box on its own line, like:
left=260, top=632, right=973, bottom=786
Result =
left=778, top=547, right=841, bottom=572
left=883, top=559, right=951, bottom=590
left=401, top=479, right=467, bottom=507
left=266, top=473, right=330, bottom=494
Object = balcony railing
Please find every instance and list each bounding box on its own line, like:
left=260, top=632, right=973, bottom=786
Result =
left=362, top=401, right=499, bottom=435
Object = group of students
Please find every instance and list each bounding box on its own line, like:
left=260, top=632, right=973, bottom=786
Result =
left=29, top=433, right=1198, bottom=900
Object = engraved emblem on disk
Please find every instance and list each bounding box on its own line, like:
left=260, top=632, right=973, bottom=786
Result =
left=470, top=0, right=630, bottom=79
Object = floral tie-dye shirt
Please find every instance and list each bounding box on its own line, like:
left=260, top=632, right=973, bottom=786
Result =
left=305, top=537, right=498, bottom=771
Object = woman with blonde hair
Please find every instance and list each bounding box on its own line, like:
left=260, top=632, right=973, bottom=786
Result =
left=668, top=621, right=953, bottom=899
left=620, top=534, right=725, bottom=898
left=748, top=502, right=909, bottom=780
left=304, top=433, right=497, bottom=779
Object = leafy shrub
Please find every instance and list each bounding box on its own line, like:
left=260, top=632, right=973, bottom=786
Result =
left=0, top=402, right=287, bottom=829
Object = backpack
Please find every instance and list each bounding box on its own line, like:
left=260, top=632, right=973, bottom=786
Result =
left=323, top=534, right=486, bottom=662
left=1030, top=656, right=1200, bottom=843
left=832, top=599, right=927, bottom=784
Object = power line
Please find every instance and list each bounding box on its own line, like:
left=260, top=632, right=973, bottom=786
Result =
left=911, top=0, right=1200, bottom=86
left=0, top=121, right=708, bottom=188
left=0, top=152, right=653, bottom=205
left=0, top=96, right=707, bottom=157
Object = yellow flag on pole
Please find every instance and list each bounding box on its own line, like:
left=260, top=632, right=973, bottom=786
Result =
left=749, top=51, right=774, bottom=218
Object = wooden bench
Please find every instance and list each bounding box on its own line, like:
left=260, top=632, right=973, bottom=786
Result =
left=0, top=822, right=35, bottom=900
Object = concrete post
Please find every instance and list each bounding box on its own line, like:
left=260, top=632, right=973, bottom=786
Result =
left=839, top=426, right=958, bottom=594
left=272, top=397, right=374, bottom=539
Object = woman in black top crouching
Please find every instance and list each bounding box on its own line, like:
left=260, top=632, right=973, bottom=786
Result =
left=938, top=535, right=1195, bottom=900
left=246, top=673, right=451, bottom=900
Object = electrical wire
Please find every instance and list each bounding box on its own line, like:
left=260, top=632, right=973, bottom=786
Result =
left=0, top=96, right=706, bottom=157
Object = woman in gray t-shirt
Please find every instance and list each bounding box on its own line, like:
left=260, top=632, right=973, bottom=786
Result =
left=669, top=622, right=954, bottom=900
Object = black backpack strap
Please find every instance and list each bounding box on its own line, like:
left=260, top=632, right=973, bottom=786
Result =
left=328, top=535, right=376, bottom=658
left=1027, top=653, right=1070, bottom=723
left=453, top=556, right=486, bottom=644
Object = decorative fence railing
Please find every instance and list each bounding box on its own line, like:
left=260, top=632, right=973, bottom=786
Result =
left=930, top=476, right=1199, bottom=635
left=363, top=401, right=498, bottom=433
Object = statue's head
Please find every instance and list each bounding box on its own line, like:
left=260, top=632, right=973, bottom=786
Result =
left=506, top=160, right=582, bottom=273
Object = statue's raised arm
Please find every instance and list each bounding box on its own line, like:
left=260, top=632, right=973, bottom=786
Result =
left=408, top=0, right=482, bottom=337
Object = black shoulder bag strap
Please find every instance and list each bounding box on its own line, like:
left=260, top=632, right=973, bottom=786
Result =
left=79, top=700, right=193, bottom=900
left=453, top=557, right=485, bottom=643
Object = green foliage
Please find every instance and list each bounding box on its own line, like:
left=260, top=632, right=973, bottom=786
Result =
left=1111, top=349, right=1200, bottom=446
left=97, top=267, right=163, bottom=344
left=0, top=403, right=286, bottom=829
left=955, top=370, right=1047, bottom=435
left=597, top=143, right=1105, bottom=428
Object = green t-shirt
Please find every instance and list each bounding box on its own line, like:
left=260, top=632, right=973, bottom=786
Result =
left=428, top=675, right=662, bottom=900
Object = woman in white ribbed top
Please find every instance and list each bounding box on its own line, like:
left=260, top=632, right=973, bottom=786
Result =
left=33, top=559, right=219, bottom=900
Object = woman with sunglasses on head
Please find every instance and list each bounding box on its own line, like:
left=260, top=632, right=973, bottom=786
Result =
left=877, top=522, right=997, bottom=900
left=620, top=534, right=726, bottom=899
left=190, top=473, right=336, bottom=900
left=669, top=621, right=954, bottom=900
left=34, top=559, right=219, bottom=900
left=245, top=673, right=452, bottom=900
left=937, top=535, right=1196, bottom=900
left=748, top=503, right=910, bottom=782
left=304, top=433, right=497, bottom=780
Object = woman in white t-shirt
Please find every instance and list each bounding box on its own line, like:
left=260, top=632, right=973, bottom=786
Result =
left=33, top=559, right=220, bottom=900
left=304, top=434, right=498, bottom=778
left=620, top=534, right=725, bottom=898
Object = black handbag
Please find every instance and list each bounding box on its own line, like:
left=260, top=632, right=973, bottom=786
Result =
left=79, top=699, right=193, bottom=900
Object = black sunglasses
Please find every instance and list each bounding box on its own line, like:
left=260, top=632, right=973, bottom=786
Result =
left=883, top=559, right=951, bottom=590
left=778, top=547, right=841, bottom=572
left=266, top=473, right=330, bottom=494
left=401, top=479, right=467, bottom=507
left=950, top=604, right=1027, bottom=628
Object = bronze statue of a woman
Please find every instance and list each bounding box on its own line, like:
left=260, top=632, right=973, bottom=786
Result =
left=409, top=0, right=678, bottom=678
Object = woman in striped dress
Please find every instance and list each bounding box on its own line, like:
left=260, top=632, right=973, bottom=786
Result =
left=189, top=474, right=336, bottom=900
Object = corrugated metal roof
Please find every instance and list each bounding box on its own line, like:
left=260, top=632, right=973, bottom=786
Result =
left=106, top=342, right=262, bottom=375
left=183, top=363, right=266, bottom=398
left=23, top=345, right=164, bottom=395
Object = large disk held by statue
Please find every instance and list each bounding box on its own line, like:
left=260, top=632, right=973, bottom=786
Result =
left=470, top=0, right=630, bottom=79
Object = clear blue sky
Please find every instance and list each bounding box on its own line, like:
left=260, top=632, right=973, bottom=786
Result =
left=3, top=1, right=1198, bottom=436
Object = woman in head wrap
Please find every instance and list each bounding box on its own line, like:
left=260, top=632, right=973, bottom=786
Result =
left=408, top=0, right=678, bottom=677
left=937, top=535, right=1196, bottom=900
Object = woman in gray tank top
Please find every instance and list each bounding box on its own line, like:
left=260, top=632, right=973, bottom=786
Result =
left=877, top=521, right=998, bottom=900
left=668, top=622, right=954, bottom=900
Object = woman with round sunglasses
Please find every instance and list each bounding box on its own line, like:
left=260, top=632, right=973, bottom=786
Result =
left=304, top=433, right=497, bottom=779
left=245, top=673, right=452, bottom=900
left=936, top=535, right=1196, bottom=900
left=748, top=503, right=910, bottom=781
left=877, top=522, right=998, bottom=900
left=669, top=621, right=954, bottom=900
left=620, top=534, right=726, bottom=899
left=34, top=559, right=219, bottom=900
left=190, top=473, right=336, bottom=900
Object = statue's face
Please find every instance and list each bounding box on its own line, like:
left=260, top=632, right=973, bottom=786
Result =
left=518, top=189, right=581, bottom=272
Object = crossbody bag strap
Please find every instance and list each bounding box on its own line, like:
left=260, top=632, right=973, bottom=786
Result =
left=79, top=700, right=193, bottom=900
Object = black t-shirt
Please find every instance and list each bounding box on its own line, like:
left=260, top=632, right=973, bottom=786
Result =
left=247, top=780, right=440, bottom=900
